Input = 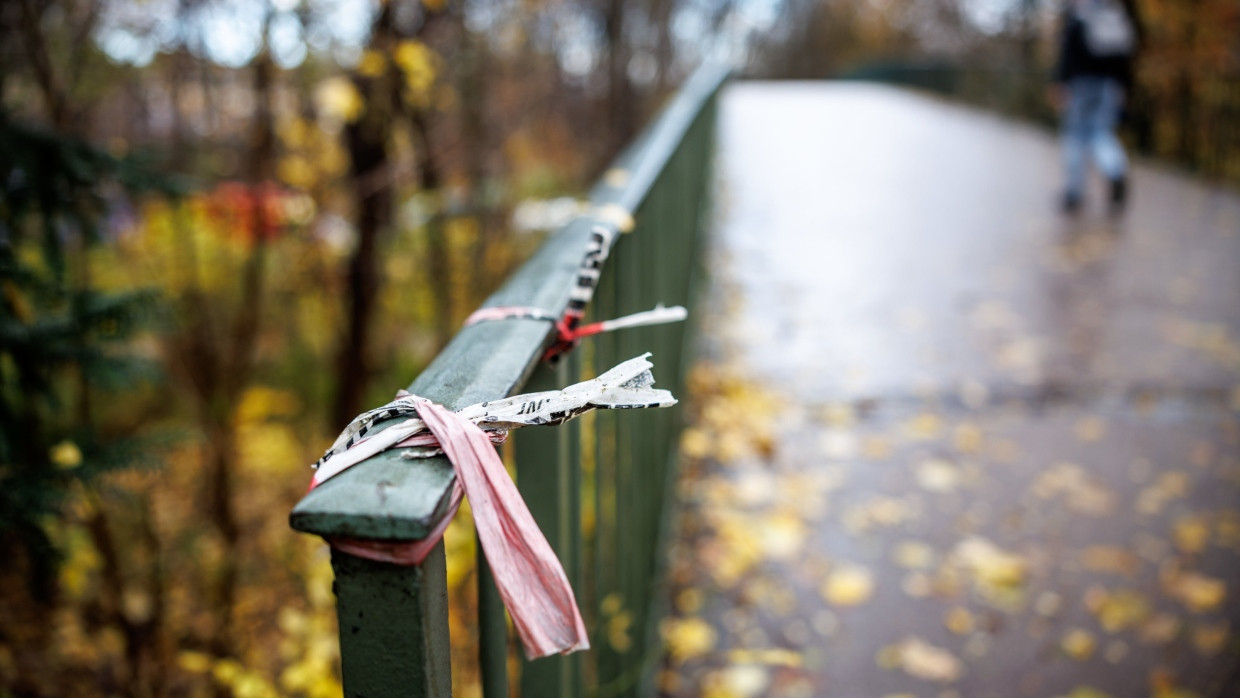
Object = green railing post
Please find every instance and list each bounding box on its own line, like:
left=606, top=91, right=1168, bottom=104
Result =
left=330, top=546, right=451, bottom=697
left=476, top=531, right=507, bottom=698
left=516, top=355, right=583, bottom=696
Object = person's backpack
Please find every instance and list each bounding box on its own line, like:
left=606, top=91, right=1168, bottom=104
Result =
left=1076, top=0, right=1136, bottom=57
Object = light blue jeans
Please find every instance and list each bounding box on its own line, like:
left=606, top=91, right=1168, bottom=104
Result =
left=1062, top=76, right=1128, bottom=198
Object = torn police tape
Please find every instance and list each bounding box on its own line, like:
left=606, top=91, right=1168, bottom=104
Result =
left=464, top=302, right=687, bottom=362
left=307, top=353, right=676, bottom=658
left=462, top=224, right=686, bottom=362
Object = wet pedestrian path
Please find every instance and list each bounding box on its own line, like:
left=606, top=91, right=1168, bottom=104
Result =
left=660, top=83, right=1240, bottom=698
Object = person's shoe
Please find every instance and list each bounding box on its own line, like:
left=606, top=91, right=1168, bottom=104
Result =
left=1061, top=191, right=1082, bottom=215
left=1109, top=176, right=1128, bottom=214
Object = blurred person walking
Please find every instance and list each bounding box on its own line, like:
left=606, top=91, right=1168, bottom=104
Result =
left=1049, top=0, right=1140, bottom=215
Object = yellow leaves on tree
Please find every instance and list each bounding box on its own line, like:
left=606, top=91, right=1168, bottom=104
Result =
left=49, top=440, right=83, bottom=469
left=315, top=77, right=364, bottom=126
left=393, top=40, right=437, bottom=109
left=277, top=116, right=349, bottom=191
left=356, top=49, right=387, bottom=79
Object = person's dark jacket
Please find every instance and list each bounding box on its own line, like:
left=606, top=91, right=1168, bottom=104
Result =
left=1053, top=0, right=1141, bottom=89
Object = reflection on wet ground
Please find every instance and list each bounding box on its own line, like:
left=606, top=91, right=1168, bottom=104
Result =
left=661, top=83, right=1240, bottom=698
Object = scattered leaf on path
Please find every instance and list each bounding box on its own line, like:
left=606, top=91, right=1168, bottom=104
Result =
left=1061, top=628, right=1097, bottom=660
left=915, top=458, right=961, bottom=493
left=1163, top=569, right=1226, bottom=613
left=1080, top=546, right=1140, bottom=576
left=663, top=617, right=717, bottom=663
left=943, top=607, right=974, bottom=635
left=702, top=664, right=769, bottom=698
left=822, top=565, right=875, bottom=606
left=1173, top=515, right=1211, bottom=554
left=879, top=637, right=963, bottom=683
left=892, top=540, right=936, bottom=569
left=1191, top=622, right=1229, bottom=656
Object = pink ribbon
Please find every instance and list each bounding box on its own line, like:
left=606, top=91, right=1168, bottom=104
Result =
left=315, top=397, right=589, bottom=658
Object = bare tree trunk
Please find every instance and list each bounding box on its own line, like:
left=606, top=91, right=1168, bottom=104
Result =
left=77, top=492, right=163, bottom=697
left=333, top=86, right=392, bottom=428
left=207, top=31, right=276, bottom=663
left=204, top=421, right=241, bottom=658
left=16, top=0, right=71, bottom=131
left=411, top=110, right=454, bottom=350
left=333, top=0, right=454, bottom=422
left=604, top=0, right=637, bottom=156
left=461, top=20, right=496, bottom=292
left=332, top=3, right=398, bottom=428
left=138, top=492, right=168, bottom=698
left=652, top=0, right=675, bottom=94
left=1175, top=3, right=1199, bottom=167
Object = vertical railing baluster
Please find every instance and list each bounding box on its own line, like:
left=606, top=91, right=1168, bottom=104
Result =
left=477, top=526, right=507, bottom=698
left=593, top=259, right=622, bottom=693
left=332, top=546, right=452, bottom=697
left=619, top=218, right=643, bottom=690
left=517, top=359, right=583, bottom=696
left=565, top=348, right=585, bottom=694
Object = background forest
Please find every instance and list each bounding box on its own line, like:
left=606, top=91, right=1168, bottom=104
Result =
left=0, top=0, right=1236, bottom=696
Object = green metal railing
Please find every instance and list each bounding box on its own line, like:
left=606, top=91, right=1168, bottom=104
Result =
left=290, top=64, right=728, bottom=697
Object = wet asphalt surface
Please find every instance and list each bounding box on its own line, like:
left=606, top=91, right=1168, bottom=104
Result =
left=660, top=83, right=1240, bottom=698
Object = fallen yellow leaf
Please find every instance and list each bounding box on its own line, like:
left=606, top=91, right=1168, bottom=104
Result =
left=1192, top=622, right=1229, bottom=656
left=822, top=565, right=875, bottom=606
left=702, top=664, right=770, bottom=698
left=1089, top=588, right=1150, bottom=633
left=915, top=458, right=960, bottom=493
left=952, top=537, right=1027, bottom=590
left=1173, top=515, right=1211, bottom=554
left=680, top=428, right=712, bottom=459
left=1080, top=546, right=1139, bottom=576
left=881, top=637, right=962, bottom=683
left=892, top=540, right=935, bottom=569
left=1139, top=612, right=1181, bottom=645
left=1074, top=416, right=1106, bottom=442
left=903, top=413, right=943, bottom=440
left=1061, top=628, right=1096, bottom=660
left=1164, top=570, right=1226, bottom=613
left=662, top=617, right=716, bottom=663
left=953, top=422, right=984, bottom=453
left=725, top=648, right=803, bottom=667
left=943, top=607, right=974, bottom=635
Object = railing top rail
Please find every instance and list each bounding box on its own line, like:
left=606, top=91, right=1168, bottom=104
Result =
left=290, top=63, right=730, bottom=541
